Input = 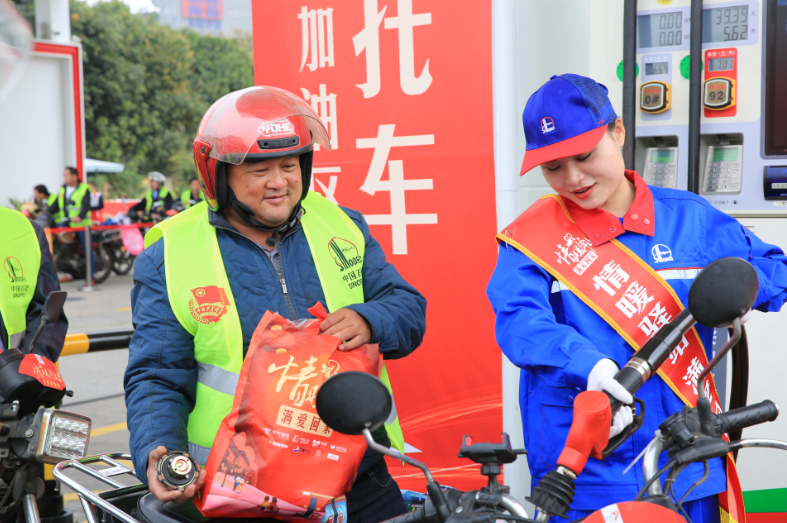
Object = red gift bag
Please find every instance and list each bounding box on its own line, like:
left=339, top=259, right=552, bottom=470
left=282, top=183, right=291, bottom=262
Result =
left=194, top=303, right=381, bottom=522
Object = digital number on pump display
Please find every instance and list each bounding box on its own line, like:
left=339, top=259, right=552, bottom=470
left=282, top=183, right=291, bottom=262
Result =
left=638, top=11, right=683, bottom=48
left=702, top=5, right=749, bottom=42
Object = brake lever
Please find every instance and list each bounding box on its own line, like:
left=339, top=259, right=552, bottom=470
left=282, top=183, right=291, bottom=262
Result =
left=602, top=397, right=645, bottom=459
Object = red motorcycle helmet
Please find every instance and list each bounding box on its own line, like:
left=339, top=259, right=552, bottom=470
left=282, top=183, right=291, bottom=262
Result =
left=193, top=86, right=331, bottom=212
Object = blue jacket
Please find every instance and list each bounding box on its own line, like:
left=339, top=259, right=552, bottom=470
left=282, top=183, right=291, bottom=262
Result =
left=487, top=186, right=787, bottom=510
left=125, top=208, right=427, bottom=483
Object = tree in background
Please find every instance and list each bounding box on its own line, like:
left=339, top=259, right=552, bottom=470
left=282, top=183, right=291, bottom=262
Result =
left=68, top=0, right=253, bottom=198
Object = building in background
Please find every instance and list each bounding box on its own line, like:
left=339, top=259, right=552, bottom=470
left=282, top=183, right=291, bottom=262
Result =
left=152, top=0, right=250, bottom=36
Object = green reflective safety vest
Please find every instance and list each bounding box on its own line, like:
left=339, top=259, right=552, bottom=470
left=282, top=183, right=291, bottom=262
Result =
left=146, top=193, right=405, bottom=465
left=144, top=187, right=170, bottom=213
left=56, top=183, right=91, bottom=227
left=180, top=190, right=202, bottom=209
left=180, top=190, right=192, bottom=208
left=0, top=208, right=41, bottom=350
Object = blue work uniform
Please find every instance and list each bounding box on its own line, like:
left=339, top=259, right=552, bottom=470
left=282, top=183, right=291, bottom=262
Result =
left=487, top=172, right=787, bottom=519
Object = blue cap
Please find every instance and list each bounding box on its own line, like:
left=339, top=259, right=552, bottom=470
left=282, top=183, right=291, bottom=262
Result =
left=520, top=74, right=618, bottom=174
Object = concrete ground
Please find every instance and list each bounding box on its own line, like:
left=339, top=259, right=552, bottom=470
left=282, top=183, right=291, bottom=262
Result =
left=56, top=272, right=138, bottom=523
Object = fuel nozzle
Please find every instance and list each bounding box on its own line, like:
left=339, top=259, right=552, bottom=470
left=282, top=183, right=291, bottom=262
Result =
left=527, top=467, right=576, bottom=520
left=156, top=450, right=199, bottom=491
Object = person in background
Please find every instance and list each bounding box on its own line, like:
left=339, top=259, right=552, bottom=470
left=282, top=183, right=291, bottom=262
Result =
left=88, top=181, right=105, bottom=223
left=47, top=167, right=94, bottom=278
left=180, top=177, right=204, bottom=208
left=48, top=167, right=91, bottom=227
left=129, top=172, right=173, bottom=220
left=33, top=185, right=56, bottom=212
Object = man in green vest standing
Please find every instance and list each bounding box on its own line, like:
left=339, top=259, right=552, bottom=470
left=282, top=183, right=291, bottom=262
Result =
left=180, top=177, right=204, bottom=208
left=125, top=87, right=427, bottom=523
left=48, top=167, right=95, bottom=278
left=48, top=167, right=91, bottom=227
left=0, top=207, right=68, bottom=358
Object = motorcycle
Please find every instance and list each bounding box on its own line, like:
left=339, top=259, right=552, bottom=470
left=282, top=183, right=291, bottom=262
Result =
left=53, top=257, right=779, bottom=523
left=47, top=217, right=114, bottom=284
left=0, top=291, right=94, bottom=523
left=103, top=229, right=135, bottom=276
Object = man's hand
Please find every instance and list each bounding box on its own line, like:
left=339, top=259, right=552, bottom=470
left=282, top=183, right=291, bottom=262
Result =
left=71, top=216, right=81, bottom=223
left=319, top=308, right=371, bottom=350
left=147, top=446, right=206, bottom=503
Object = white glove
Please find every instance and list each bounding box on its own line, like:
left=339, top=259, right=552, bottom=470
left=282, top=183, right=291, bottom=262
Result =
left=587, top=359, right=635, bottom=438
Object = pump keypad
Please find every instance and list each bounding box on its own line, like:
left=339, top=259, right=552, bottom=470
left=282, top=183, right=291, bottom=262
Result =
left=642, top=147, right=678, bottom=189
left=703, top=146, right=743, bottom=194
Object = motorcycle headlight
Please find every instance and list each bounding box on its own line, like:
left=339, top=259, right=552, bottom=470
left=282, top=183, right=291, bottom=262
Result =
left=36, top=409, right=91, bottom=463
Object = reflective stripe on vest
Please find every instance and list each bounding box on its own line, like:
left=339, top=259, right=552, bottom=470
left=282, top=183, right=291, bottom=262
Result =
left=145, top=187, right=170, bottom=212
left=154, top=193, right=404, bottom=464
left=57, top=183, right=90, bottom=226
left=0, top=208, right=41, bottom=350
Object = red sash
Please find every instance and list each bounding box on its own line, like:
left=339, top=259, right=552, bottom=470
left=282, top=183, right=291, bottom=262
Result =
left=497, top=195, right=745, bottom=523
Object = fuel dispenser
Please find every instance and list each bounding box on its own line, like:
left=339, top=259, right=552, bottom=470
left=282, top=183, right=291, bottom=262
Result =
left=634, top=0, right=786, bottom=210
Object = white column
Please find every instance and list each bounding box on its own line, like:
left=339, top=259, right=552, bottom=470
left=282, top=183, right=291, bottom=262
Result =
left=492, top=0, right=531, bottom=509
left=35, top=0, right=71, bottom=42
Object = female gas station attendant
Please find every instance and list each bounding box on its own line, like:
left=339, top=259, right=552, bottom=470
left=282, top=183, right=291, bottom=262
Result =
left=486, top=74, right=787, bottom=522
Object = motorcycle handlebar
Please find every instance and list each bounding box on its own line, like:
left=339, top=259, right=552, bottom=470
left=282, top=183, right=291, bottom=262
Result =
left=716, top=400, right=779, bottom=436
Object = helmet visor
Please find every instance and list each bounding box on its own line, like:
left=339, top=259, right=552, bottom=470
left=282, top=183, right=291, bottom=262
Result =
left=0, top=0, right=33, bottom=103
left=199, top=86, right=331, bottom=165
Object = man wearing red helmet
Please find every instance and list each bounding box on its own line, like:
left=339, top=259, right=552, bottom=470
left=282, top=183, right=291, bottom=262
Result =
left=125, top=87, right=426, bottom=522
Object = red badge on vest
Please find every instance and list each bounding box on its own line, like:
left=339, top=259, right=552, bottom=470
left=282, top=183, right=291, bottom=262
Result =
left=19, top=354, right=66, bottom=390
left=189, top=286, right=230, bottom=324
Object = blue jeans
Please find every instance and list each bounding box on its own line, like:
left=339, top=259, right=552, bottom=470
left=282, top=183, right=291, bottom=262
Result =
left=346, top=458, right=406, bottom=523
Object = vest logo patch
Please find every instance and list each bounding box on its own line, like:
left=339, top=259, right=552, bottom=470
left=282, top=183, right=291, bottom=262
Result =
left=328, top=238, right=361, bottom=272
left=4, top=256, right=26, bottom=283
left=189, top=285, right=230, bottom=324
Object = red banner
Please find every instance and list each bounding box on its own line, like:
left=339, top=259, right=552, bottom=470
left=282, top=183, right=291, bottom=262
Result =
left=252, top=0, right=500, bottom=491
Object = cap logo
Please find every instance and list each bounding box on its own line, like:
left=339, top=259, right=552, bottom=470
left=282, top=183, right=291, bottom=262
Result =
left=262, top=121, right=295, bottom=136
left=541, top=117, right=555, bottom=134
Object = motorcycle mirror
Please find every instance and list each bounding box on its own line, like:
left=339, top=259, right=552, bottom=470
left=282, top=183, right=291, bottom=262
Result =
left=24, top=291, right=67, bottom=354
left=688, top=257, right=758, bottom=328
left=42, top=291, right=67, bottom=324
left=315, top=372, right=392, bottom=435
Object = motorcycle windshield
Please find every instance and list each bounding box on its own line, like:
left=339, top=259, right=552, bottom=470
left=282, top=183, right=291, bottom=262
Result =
left=199, top=86, right=331, bottom=165
left=0, top=0, right=33, bottom=103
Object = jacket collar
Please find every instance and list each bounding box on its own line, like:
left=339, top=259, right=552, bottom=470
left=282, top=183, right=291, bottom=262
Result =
left=560, top=170, right=655, bottom=247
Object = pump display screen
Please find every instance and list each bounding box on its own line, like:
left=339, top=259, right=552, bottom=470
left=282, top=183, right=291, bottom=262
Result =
left=702, top=6, right=749, bottom=42
left=713, top=148, right=739, bottom=162
left=764, top=0, right=787, bottom=156
left=650, top=150, right=675, bottom=163
left=645, top=62, right=669, bottom=75
left=638, top=12, right=683, bottom=48
left=708, top=57, right=734, bottom=71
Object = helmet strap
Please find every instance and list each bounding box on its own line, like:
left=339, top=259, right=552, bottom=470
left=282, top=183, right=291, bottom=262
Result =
left=226, top=184, right=303, bottom=247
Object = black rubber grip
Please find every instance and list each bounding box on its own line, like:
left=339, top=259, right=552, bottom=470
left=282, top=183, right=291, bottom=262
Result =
left=381, top=508, right=429, bottom=523
left=716, top=400, right=779, bottom=436
left=614, top=365, right=645, bottom=395
left=606, top=366, right=644, bottom=415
